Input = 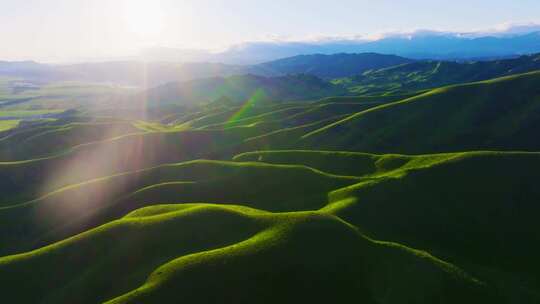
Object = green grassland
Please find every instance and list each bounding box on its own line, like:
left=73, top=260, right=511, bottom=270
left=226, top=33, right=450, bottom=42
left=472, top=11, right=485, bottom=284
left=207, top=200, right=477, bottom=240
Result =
left=0, top=109, right=63, bottom=118
left=0, top=120, right=19, bottom=131
left=334, top=53, right=540, bottom=95
left=0, top=70, right=540, bottom=303
left=0, top=109, right=65, bottom=133
left=1, top=150, right=538, bottom=303
left=302, top=71, right=540, bottom=153
left=0, top=204, right=494, bottom=304
left=0, top=79, right=135, bottom=110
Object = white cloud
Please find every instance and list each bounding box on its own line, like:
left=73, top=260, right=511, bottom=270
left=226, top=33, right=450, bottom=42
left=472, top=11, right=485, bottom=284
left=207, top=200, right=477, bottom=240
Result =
left=252, top=21, right=540, bottom=44
left=488, top=21, right=540, bottom=35
left=460, top=21, right=540, bottom=38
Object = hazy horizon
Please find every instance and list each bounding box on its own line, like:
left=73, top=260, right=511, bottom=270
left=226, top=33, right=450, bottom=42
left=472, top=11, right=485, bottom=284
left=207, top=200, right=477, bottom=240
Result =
left=1, top=0, right=540, bottom=63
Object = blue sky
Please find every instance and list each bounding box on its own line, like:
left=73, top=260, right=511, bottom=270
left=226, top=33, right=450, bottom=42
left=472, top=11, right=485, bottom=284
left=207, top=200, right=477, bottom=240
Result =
left=1, top=0, right=539, bottom=61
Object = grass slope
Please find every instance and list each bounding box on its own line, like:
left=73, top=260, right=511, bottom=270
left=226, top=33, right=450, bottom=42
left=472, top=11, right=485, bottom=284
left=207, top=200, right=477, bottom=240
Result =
left=0, top=94, right=399, bottom=203
left=237, top=150, right=540, bottom=302
left=0, top=204, right=494, bottom=304
left=0, top=159, right=358, bottom=255
left=0, top=121, right=141, bottom=161
left=0, top=120, right=19, bottom=132
left=303, top=71, right=540, bottom=154
left=1, top=68, right=540, bottom=303
left=336, top=53, right=540, bottom=95
left=258, top=53, right=414, bottom=78
left=140, top=74, right=348, bottom=106
left=0, top=128, right=256, bottom=205
left=0, top=150, right=539, bottom=302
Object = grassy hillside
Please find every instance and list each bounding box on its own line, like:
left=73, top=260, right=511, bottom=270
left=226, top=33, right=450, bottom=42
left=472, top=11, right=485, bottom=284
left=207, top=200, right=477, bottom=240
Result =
left=0, top=120, right=19, bottom=131
left=2, top=151, right=540, bottom=302
left=1, top=66, right=540, bottom=303
left=335, top=53, right=540, bottom=95
left=258, top=53, right=414, bottom=78
left=303, top=71, right=540, bottom=154
left=0, top=79, right=134, bottom=110
left=140, top=74, right=349, bottom=107
left=0, top=121, right=141, bottom=161
left=0, top=159, right=358, bottom=255
left=0, top=204, right=495, bottom=304
left=235, top=150, right=540, bottom=302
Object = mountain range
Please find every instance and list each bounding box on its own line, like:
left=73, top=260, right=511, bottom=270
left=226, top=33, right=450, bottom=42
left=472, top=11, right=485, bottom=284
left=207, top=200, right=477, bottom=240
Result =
left=3, top=51, right=540, bottom=112
left=136, top=52, right=540, bottom=107
left=144, top=30, right=540, bottom=64
left=0, top=53, right=414, bottom=88
left=336, top=52, right=540, bottom=94
left=1, top=30, right=540, bottom=88
left=138, top=74, right=348, bottom=106
left=257, top=53, right=414, bottom=79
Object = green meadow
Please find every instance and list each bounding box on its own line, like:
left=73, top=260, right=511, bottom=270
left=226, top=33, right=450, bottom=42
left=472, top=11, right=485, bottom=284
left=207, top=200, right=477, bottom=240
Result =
left=1, top=67, right=540, bottom=303
left=0, top=120, right=19, bottom=131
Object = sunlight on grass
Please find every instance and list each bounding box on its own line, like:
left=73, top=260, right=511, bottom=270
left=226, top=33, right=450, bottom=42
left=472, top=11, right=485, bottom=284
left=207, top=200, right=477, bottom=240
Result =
left=0, top=120, right=19, bottom=132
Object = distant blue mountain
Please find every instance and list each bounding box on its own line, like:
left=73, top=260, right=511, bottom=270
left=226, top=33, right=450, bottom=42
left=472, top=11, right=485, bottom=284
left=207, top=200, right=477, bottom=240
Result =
left=0, top=53, right=415, bottom=86
left=2, top=30, right=540, bottom=87
left=209, top=31, right=540, bottom=64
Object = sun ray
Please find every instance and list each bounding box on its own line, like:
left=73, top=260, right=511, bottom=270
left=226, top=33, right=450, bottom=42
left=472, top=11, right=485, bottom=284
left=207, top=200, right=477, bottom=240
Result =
left=123, top=0, right=164, bottom=36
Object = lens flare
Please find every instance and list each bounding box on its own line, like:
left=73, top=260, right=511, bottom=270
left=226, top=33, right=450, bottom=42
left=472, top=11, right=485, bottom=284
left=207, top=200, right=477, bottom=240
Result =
left=225, top=89, right=268, bottom=127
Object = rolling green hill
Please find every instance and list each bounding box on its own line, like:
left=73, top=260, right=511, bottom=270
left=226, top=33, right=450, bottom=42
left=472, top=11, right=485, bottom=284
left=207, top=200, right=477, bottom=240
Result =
left=0, top=203, right=495, bottom=304
left=336, top=53, right=540, bottom=95
left=1, top=65, right=540, bottom=303
left=235, top=150, right=540, bottom=302
left=302, top=71, right=540, bottom=154
left=0, top=121, right=141, bottom=161
left=139, top=73, right=349, bottom=107
left=2, top=150, right=539, bottom=302
left=258, top=53, right=414, bottom=78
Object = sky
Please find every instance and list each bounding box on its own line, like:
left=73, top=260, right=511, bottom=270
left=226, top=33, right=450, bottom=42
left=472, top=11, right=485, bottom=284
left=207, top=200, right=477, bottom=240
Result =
left=1, top=0, right=540, bottom=62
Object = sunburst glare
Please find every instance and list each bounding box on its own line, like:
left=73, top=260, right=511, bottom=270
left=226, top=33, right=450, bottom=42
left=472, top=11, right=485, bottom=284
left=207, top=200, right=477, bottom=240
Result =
left=123, top=0, right=165, bottom=36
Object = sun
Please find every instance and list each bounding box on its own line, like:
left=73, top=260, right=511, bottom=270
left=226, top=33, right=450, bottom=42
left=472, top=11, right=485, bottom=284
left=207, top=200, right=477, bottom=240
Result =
left=123, top=0, right=164, bottom=36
